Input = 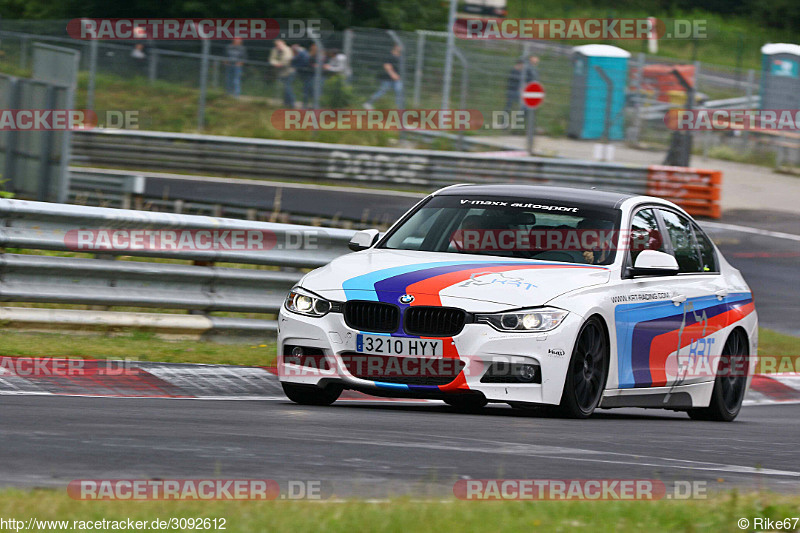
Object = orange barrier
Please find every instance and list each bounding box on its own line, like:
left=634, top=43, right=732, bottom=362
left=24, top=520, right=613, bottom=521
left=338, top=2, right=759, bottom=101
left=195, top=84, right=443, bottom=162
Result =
left=646, top=165, right=722, bottom=219
left=630, top=64, right=696, bottom=103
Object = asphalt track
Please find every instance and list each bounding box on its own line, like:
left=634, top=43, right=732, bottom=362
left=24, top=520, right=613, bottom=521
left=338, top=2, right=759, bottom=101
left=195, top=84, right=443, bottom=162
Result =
left=702, top=210, right=800, bottom=337
left=2, top=395, right=800, bottom=496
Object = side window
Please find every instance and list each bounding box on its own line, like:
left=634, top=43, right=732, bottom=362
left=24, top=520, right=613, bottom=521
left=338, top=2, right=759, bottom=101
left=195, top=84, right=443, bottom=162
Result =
left=659, top=210, right=703, bottom=273
left=629, top=208, right=665, bottom=264
left=693, top=224, right=719, bottom=273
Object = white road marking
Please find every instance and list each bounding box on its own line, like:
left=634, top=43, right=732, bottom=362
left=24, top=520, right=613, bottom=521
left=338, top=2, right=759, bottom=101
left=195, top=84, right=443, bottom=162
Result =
left=320, top=434, right=800, bottom=478
left=701, top=221, right=800, bottom=242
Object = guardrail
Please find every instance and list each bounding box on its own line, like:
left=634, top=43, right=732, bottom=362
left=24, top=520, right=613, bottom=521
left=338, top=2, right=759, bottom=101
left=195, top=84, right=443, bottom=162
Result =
left=0, top=198, right=355, bottom=336
left=71, top=129, right=723, bottom=219
left=66, top=167, right=421, bottom=228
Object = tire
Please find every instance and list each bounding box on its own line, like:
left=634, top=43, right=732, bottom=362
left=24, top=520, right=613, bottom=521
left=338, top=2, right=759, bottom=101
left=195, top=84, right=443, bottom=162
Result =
left=444, top=395, right=488, bottom=412
left=687, top=329, right=748, bottom=422
left=281, top=382, right=342, bottom=406
left=557, top=316, right=609, bottom=419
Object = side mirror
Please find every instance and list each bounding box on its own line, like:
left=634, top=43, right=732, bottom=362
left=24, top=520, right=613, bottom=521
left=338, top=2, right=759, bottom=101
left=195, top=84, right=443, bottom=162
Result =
left=630, top=250, right=679, bottom=277
left=348, top=229, right=380, bottom=251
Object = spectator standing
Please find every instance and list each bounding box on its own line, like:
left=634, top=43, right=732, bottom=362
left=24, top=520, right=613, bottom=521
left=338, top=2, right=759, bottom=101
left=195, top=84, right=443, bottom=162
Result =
left=270, top=39, right=295, bottom=107
left=225, top=38, right=247, bottom=97
left=505, top=60, right=525, bottom=113
left=525, top=55, right=540, bottom=83
left=364, top=44, right=403, bottom=110
left=505, top=56, right=540, bottom=112
left=130, top=25, right=148, bottom=73
left=293, top=43, right=314, bottom=109
left=324, top=49, right=349, bottom=79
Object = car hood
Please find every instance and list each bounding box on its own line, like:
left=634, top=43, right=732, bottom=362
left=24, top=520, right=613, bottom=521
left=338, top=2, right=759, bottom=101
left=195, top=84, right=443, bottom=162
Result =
left=302, top=249, right=611, bottom=311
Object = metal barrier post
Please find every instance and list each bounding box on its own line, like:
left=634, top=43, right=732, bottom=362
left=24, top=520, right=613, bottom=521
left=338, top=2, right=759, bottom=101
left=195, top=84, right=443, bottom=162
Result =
left=313, top=36, right=324, bottom=110
left=593, top=66, right=614, bottom=144
left=413, top=31, right=425, bottom=107
left=522, top=43, right=534, bottom=154
left=453, top=47, right=468, bottom=151
left=743, top=69, right=754, bottom=144
left=19, top=36, right=28, bottom=70
left=591, top=66, right=615, bottom=161
left=86, top=39, right=98, bottom=110
left=148, top=47, right=159, bottom=84
left=343, top=29, right=354, bottom=84
left=197, top=39, right=210, bottom=131
left=3, top=78, right=20, bottom=193
left=37, top=86, right=57, bottom=201
left=629, top=52, right=645, bottom=145
left=211, top=58, right=219, bottom=89
left=441, top=0, right=457, bottom=111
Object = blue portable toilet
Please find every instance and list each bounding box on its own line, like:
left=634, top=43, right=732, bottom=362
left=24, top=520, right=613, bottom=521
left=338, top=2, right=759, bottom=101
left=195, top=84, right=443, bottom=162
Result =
left=568, top=44, right=630, bottom=140
left=760, top=43, right=800, bottom=110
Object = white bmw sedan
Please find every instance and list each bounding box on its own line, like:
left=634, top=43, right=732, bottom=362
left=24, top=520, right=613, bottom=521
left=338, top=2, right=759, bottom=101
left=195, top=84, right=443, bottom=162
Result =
left=278, top=185, right=757, bottom=420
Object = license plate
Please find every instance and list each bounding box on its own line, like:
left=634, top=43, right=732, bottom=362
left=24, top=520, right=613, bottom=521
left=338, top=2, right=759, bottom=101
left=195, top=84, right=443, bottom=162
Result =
left=356, top=334, right=443, bottom=357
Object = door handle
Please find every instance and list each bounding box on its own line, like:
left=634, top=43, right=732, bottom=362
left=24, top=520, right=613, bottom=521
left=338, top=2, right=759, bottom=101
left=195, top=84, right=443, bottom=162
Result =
left=715, top=289, right=729, bottom=300
left=671, top=294, right=687, bottom=306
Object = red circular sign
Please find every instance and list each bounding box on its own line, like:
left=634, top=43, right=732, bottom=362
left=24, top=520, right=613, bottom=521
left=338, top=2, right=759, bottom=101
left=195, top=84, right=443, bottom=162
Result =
left=522, top=81, right=545, bottom=108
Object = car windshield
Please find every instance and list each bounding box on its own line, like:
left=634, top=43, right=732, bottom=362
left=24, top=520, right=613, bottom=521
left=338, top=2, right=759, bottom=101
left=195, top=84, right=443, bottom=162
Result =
left=381, top=195, right=622, bottom=265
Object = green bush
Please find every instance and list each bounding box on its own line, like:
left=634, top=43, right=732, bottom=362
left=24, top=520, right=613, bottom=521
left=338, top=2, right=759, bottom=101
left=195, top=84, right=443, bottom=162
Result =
left=322, top=76, right=356, bottom=109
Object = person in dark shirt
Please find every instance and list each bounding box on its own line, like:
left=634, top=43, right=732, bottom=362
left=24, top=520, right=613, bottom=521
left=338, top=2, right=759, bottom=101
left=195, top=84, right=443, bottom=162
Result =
left=292, top=43, right=314, bottom=109
left=364, top=44, right=403, bottom=109
left=505, top=55, right=540, bottom=113
left=526, top=55, right=540, bottom=83
left=224, top=38, right=247, bottom=97
left=505, top=60, right=525, bottom=113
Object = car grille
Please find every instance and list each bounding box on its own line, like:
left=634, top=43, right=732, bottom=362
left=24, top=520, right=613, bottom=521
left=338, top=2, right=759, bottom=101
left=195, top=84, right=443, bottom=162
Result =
left=340, top=352, right=464, bottom=386
left=404, top=306, right=466, bottom=337
left=343, top=301, right=399, bottom=333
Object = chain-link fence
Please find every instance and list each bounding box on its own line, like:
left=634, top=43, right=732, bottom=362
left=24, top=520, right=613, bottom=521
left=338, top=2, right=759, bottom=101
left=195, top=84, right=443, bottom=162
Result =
left=0, top=20, right=796, bottom=165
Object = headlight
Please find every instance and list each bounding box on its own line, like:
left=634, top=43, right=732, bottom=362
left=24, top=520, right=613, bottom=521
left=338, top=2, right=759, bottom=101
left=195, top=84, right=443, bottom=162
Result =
left=284, top=287, right=332, bottom=317
left=475, top=307, right=568, bottom=332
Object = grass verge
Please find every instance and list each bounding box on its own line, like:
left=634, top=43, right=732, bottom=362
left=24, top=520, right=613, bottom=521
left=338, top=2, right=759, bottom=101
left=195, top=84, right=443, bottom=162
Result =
left=0, top=489, right=798, bottom=532
left=0, top=331, right=276, bottom=367
left=0, top=327, right=797, bottom=369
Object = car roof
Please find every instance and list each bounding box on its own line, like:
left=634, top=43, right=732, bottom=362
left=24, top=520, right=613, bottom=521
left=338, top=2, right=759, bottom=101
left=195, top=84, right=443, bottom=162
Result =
left=433, top=184, right=636, bottom=209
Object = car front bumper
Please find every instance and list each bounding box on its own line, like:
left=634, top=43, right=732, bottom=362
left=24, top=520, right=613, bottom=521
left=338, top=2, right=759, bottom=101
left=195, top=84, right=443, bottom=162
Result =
left=277, top=307, right=584, bottom=405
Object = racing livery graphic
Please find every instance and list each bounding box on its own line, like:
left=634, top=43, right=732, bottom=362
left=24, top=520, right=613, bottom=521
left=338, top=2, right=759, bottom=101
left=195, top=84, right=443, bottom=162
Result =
left=278, top=185, right=757, bottom=420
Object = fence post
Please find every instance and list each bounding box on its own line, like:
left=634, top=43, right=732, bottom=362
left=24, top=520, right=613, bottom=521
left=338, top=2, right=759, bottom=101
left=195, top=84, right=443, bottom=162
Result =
left=86, top=39, right=98, bottom=110
left=37, top=86, right=57, bottom=201
left=197, top=39, right=211, bottom=131
left=743, top=69, right=754, bottom=144
left=629, top=52, right=645, bottom=145
left=453, top=47, right=468, bottom=151
left=521, top=42, right=534, bottom=154
left=3, top=78, right=20, bottom=193
left=313, top=36, right=324, bottom=109
left=694, top=59, right=702, bottom=96
left=343, top=29, right=354, bottom=84
left=19, top=36, right=28, bottom=70
left=148, top=47, right=159, bottom=84
left=592, top=66, right=615, bottom=161
left=211, top=58, right=219, bottom=89
left=413, top=31, right=425, bottom=107
left=441, top=0, right=458, bottom=111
